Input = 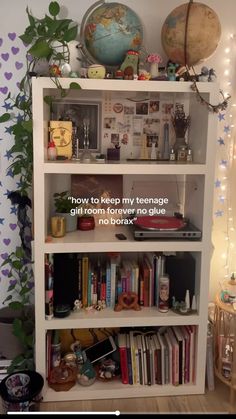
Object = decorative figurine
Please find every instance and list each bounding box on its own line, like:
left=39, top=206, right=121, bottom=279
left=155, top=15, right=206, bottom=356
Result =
left=77, top=360, right=96, bottom=386
left=198, top=66, right=209, bottom=82
left=120, top=50, right=139, bottom=80
left=73, top=299, right=83, bottom=311
left=87, top=64, right=106, bottom=79
left=208, top=68, right=217, bottom=82
left=114, top=291, right=141, bottom=311
left=167, top=63, right=177, bottom=81
left=49, top=64, right=61, bottom=77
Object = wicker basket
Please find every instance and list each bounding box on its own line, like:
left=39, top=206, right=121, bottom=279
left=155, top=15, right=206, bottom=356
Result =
left=48, top=363, right=77, bottom=392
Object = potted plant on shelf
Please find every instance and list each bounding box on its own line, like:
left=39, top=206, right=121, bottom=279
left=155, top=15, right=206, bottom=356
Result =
left=53, top=191, right=78, bottom=233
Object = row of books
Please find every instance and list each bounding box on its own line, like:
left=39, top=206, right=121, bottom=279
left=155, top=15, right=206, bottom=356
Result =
left=118, top=326, right=197, bottom=386
left=45, top=252, right=166, bottom=309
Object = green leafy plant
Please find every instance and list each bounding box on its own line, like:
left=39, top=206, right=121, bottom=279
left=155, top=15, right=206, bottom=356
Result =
left=20, top=1, right=78, bottom=69
left=2, top=247, right=35, bottom=372
left=0, top=1, right=79, bottom=373
left=54, top=191, right=76, bottom=213
left=0, top=1, right=79, bottom=196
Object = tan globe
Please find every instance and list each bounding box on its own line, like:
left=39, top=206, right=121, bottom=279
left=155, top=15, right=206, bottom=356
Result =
left=161, top=2, right=221, bottom=67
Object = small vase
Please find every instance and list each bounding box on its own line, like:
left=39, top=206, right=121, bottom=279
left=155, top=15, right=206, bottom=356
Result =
left=150, top=62, right=159, bottom=79
left=173, top=136, right=187, bottom=153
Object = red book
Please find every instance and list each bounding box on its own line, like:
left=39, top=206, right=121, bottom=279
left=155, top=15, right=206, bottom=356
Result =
left=118, top=333, right=129, bottom=384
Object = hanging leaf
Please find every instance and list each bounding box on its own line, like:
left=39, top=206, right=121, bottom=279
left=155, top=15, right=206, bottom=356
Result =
left=63, top=25, right=78, bottom=42
left=28, top=40, right=53, bottom=59
left=49, top=1, right=60, bottom=17
left=0, top=113, right=11, bottom=123
left=69, top=82, right=81, bottom=90
left=22, top=120, right=33, bottom=133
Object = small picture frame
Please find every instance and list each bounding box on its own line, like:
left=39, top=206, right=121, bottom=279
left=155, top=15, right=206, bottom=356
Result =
left=51, top=100, right=101, bottom=152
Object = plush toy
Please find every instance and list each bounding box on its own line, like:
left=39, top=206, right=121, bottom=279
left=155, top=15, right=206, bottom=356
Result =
left=88, top=64, right=106, bottom=79
left=120, top=50, right=139, bottom=80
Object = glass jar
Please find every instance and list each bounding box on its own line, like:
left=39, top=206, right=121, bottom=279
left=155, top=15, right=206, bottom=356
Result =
left=177, top=145, right=187, bottom=162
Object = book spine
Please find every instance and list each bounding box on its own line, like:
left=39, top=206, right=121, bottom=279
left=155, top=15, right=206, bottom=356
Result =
left=119, top=347, right=129, bottom=384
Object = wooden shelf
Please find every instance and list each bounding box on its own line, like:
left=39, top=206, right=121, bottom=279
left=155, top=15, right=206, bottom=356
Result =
left=44, top=307, right=200, bottom=330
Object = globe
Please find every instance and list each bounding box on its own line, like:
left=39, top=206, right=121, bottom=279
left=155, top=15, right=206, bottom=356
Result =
left=161, top=2, right=221, bottom=67
left=80, top=0, right=143, bottom=67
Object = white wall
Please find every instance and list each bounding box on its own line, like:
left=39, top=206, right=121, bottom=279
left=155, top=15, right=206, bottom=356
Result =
left=0, top=0, right=235, bottom=305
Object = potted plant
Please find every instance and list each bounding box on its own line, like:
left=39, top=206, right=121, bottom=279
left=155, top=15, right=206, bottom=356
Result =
left=0, top=1, right=79, bottom=373
left=0, top=247, right=34, bottom=372
left=53, top=191, right=78, bottom=232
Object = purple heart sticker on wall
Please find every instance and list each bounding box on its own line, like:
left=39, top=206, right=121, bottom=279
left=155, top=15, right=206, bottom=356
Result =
left=3, top=238, right=11, bottom=246
left=11, top=46, right=19, bottom=55
left=9, top=223, right=17, bottom=230
left=1, top=269, right=10, bottom=277
left=1, top=53, right=9, bottom=61
left=1, top=253, right=8, bottom=260
left=8, top=32, right=16, bottom=41
left=15, top=61, right=23, bottom=70
left=0, top=87, right=8, bottom=95
left=4, top=72, right=13, bottom=81
left=0, top=39, right=3, bottom=47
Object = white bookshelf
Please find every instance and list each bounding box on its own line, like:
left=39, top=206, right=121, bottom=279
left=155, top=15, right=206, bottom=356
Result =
left=32, top=77, right=218, bottom=402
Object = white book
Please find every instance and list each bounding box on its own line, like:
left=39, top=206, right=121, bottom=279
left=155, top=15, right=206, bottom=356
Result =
left=141, top=334, right=147, bottom=385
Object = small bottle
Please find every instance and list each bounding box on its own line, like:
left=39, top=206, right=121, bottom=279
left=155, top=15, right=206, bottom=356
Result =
left=186, top=148, right=193, bottom=162
left=158, top=275, right=170, bottom=313
left=150, top=142, right=157, bottom=160
left=177, top=145, right=187, bottom=162
left=48, top=140, right=57, bottom=161
left=169, top=148, right=176, bottom=161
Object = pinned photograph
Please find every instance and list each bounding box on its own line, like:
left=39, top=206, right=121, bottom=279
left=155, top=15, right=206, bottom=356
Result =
left=136, top=102, right=149, bottom=115
left=111, top=133, right=120, bottom=146
left=104, top=117, right=116, bottom=129
left=124, top=105, right=135, bottom=115
left=149, top=100, right=160, bottom=113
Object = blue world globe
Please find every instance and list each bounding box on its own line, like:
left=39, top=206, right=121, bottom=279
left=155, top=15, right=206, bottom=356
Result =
left=80, top=1, right=143, bottom=67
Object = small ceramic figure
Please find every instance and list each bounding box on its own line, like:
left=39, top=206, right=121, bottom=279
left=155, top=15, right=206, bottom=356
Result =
left=120, top=50, right=139, bottom=80
left=198, top=66, right=209, bottom=82
left=208, top=68, right=217, bottom=82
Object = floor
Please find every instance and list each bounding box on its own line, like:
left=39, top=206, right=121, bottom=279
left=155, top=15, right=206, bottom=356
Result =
left=38, top=378, right=232, bottom=414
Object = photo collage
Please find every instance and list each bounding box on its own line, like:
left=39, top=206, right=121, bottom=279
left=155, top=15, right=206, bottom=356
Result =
left=100, top=94, right=183, bottom=160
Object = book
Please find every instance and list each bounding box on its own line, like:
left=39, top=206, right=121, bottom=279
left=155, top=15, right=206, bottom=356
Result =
left=153, top=334, right=162, bottom=385
left=126, top=335, right=133, bottom=385
left=118, top=333, right=129, bottom=384
left=136, top=334, right=144, bottom=385
left=164, top=330, right=173, bottom=385
left=166, top=327, right=179, bottom=386
left=172, top=326, right=184, bottom=385
left=82, top=255, right=89, bottom=306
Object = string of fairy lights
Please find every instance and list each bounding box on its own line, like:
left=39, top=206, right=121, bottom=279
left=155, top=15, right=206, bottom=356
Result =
left=214, top=32, right=236, bottom=281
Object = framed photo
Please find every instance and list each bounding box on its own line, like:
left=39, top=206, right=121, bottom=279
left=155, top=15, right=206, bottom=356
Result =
left=51, top=100, right=101, bottom=152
